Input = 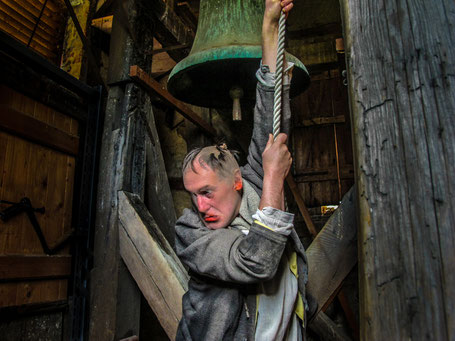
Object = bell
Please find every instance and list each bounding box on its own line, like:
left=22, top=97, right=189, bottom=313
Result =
left=167, top=0, right=310, bottom=117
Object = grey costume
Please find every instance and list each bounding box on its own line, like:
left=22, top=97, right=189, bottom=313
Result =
left=175, top=65, right=308, bottom=341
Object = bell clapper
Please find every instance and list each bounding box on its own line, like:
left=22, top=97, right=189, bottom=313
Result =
left=230, top=86, right=244, bottom=121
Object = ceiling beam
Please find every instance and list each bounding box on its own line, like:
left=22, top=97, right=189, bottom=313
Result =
left=144, top=0, right=195, bottom=62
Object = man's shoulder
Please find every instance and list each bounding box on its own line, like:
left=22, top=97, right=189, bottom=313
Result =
left=176, top=208, right=207, bottom=234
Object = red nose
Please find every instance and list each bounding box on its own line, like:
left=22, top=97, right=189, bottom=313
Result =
left=197, top=195, right=210, bottom=213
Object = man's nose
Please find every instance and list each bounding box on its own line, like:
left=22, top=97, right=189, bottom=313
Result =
left=197, top=195, right=210, bottom=213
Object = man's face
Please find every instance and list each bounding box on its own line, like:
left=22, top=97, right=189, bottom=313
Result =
left=183, top=158, right=242, bottom=230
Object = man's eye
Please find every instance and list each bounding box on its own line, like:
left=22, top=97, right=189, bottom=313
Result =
left=201, top=191, right=213, bottom=198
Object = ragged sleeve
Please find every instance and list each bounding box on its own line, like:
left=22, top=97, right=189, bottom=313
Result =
left=241, top=63, right=292, bottom=194
left=175, top=208, right=288, bottom=284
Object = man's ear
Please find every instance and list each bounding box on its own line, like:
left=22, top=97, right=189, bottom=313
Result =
left=233, top=169, right=243, bottom=191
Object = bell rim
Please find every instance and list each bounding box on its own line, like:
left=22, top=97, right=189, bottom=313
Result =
left=167, top=45, right=310, bottom=108
left=168, top=45, right=308, bottom=81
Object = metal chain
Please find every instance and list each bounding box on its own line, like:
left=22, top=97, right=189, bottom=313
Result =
left=272, top=10, right=287, bottom=139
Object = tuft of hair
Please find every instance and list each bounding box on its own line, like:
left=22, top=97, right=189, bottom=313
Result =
left=182, top=143, right=240, bottom=179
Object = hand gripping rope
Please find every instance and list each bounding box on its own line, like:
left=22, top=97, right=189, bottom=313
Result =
left=273, top=10, right=289, bottom=211
left=272, top=10, right=287, bottom=139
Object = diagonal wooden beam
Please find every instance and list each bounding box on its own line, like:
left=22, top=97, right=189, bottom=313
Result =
left=306, top=187, right=357, bottom=317
left=118, top=191, right=188, bottom=340
left=129, top=65, right=217, bottom=137
left=287, top=176, right=359, bottom=339
left=286, top=174, right=318, bottom=237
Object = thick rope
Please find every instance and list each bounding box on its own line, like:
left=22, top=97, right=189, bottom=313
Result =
left=272, top=10, right=288, bottom=211
left=272, top=10, right=286, bottom=139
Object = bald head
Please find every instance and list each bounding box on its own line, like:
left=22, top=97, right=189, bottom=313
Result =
left=183, top=144, right=240, bottom=180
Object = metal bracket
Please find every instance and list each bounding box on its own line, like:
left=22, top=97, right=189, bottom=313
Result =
left=0, top=198, right=73, bottom=255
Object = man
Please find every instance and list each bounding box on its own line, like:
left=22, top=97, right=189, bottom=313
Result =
left=175, top=0, right=308, bottom=339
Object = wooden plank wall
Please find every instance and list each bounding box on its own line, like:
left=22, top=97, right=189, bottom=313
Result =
left=0, top=84, right=77, bottom=308
left=0, top=0, right=66, bottom=63
left=291, top=69, right=354, bottom=207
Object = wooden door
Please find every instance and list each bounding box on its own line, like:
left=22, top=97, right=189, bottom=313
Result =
left=0, top=84, right=77, bottom=308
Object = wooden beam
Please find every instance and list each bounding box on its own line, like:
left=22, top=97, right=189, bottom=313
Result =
left=146, top=43, right=191, bottom=56
left=89, top=0, right=155, bottom=335
left=341, top=0, right=455, bottom=339
left=286, top=174, right=318, bottom=237
left=0, top=105, right=79, bottom=155
left=294, top=166, right=354, bottom=183
left=306, top=187, right=357, bottom=316
left=0, top=300, right=68, bottom=320
left=129, top=65, right=217, bottom=137
left=296, top=115, right=346, bottom=127
left=118, top=191, right=189, bottom=340
left=91, top=15, right=113, bottom=34
left=175, top=2, right=197, bottom=32
left=146, top=0, right=194, bottom=62
left=62, top=0, right=107, bottom=89
left=0, top=255, right=71, bottom=280
left=310, top=311, right=353, bottom=341
left=287, top=175, right=359, bottom=339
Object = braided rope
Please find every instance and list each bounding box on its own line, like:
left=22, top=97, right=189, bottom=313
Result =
left=272, top=10, right=288, bottom=211
left=272, top=10, right=286, bottom=139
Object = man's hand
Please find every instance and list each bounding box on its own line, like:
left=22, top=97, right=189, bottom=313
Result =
left=264, top=0, right=294, bottom=22
left=260, top=133, right=292, bottom=210
left=262, top=133, right=292, bottom=180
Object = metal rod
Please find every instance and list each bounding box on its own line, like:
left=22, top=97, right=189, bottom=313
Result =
left=27, top=0, right=49, bottom=47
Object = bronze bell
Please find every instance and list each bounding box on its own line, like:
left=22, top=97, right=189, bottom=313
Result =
left=167, top=0, right=310, bottom=119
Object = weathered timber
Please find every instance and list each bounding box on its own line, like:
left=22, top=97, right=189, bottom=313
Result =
left=310, top=311, right=352, bottom=341
left=0, top=106, right=79, bottom=155
left=289, top=171, right=359, bottom=339
left=340, top=0, right=455, bottom=339
left=297, top=115, right=346, bottom=127
left=89, top=0, right=155, bottom=338
left=0, top=300, right=67, bottom=320
left=129, top=65, right=217, bottom=137
left=0, top=255, right=71, bottom=281
left=118, top=191, right=188, bottom=340
left=306, top=187, right=357, bottom=316
left=91, top=15, right=113, bottom=34
left=175, top=2, right=197, bottom=32
left=0, top=31, right=91, bottom=121
left=62, top=0, right=106, bottom=89
left=294, top=166, right=354, bottom=183
left=287, top=174, right=318, bottom=237
left=142, top=0, right=194, bottom=62
left=143, top=105, right=177, bottom=245
left=147, top=43, right=191, bottom=56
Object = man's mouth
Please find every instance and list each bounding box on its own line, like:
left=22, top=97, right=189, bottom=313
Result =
left=204, top=215, right=218, bottom=222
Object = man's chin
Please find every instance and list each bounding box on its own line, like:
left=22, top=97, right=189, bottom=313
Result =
left=204, top=220, right=227, bottom=230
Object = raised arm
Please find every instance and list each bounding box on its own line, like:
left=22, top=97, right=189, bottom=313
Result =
left=262, top=0, right=294, bottom=72
left=241, top=0, right=294, bottom=202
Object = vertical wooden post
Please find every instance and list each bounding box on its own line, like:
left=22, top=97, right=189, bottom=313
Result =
left=89, top=0, right=176, bottom=339
left=340, top=0, right=455, bottom=339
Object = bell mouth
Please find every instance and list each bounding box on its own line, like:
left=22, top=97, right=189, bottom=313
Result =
left=167, top=45, right=310, bottom=109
